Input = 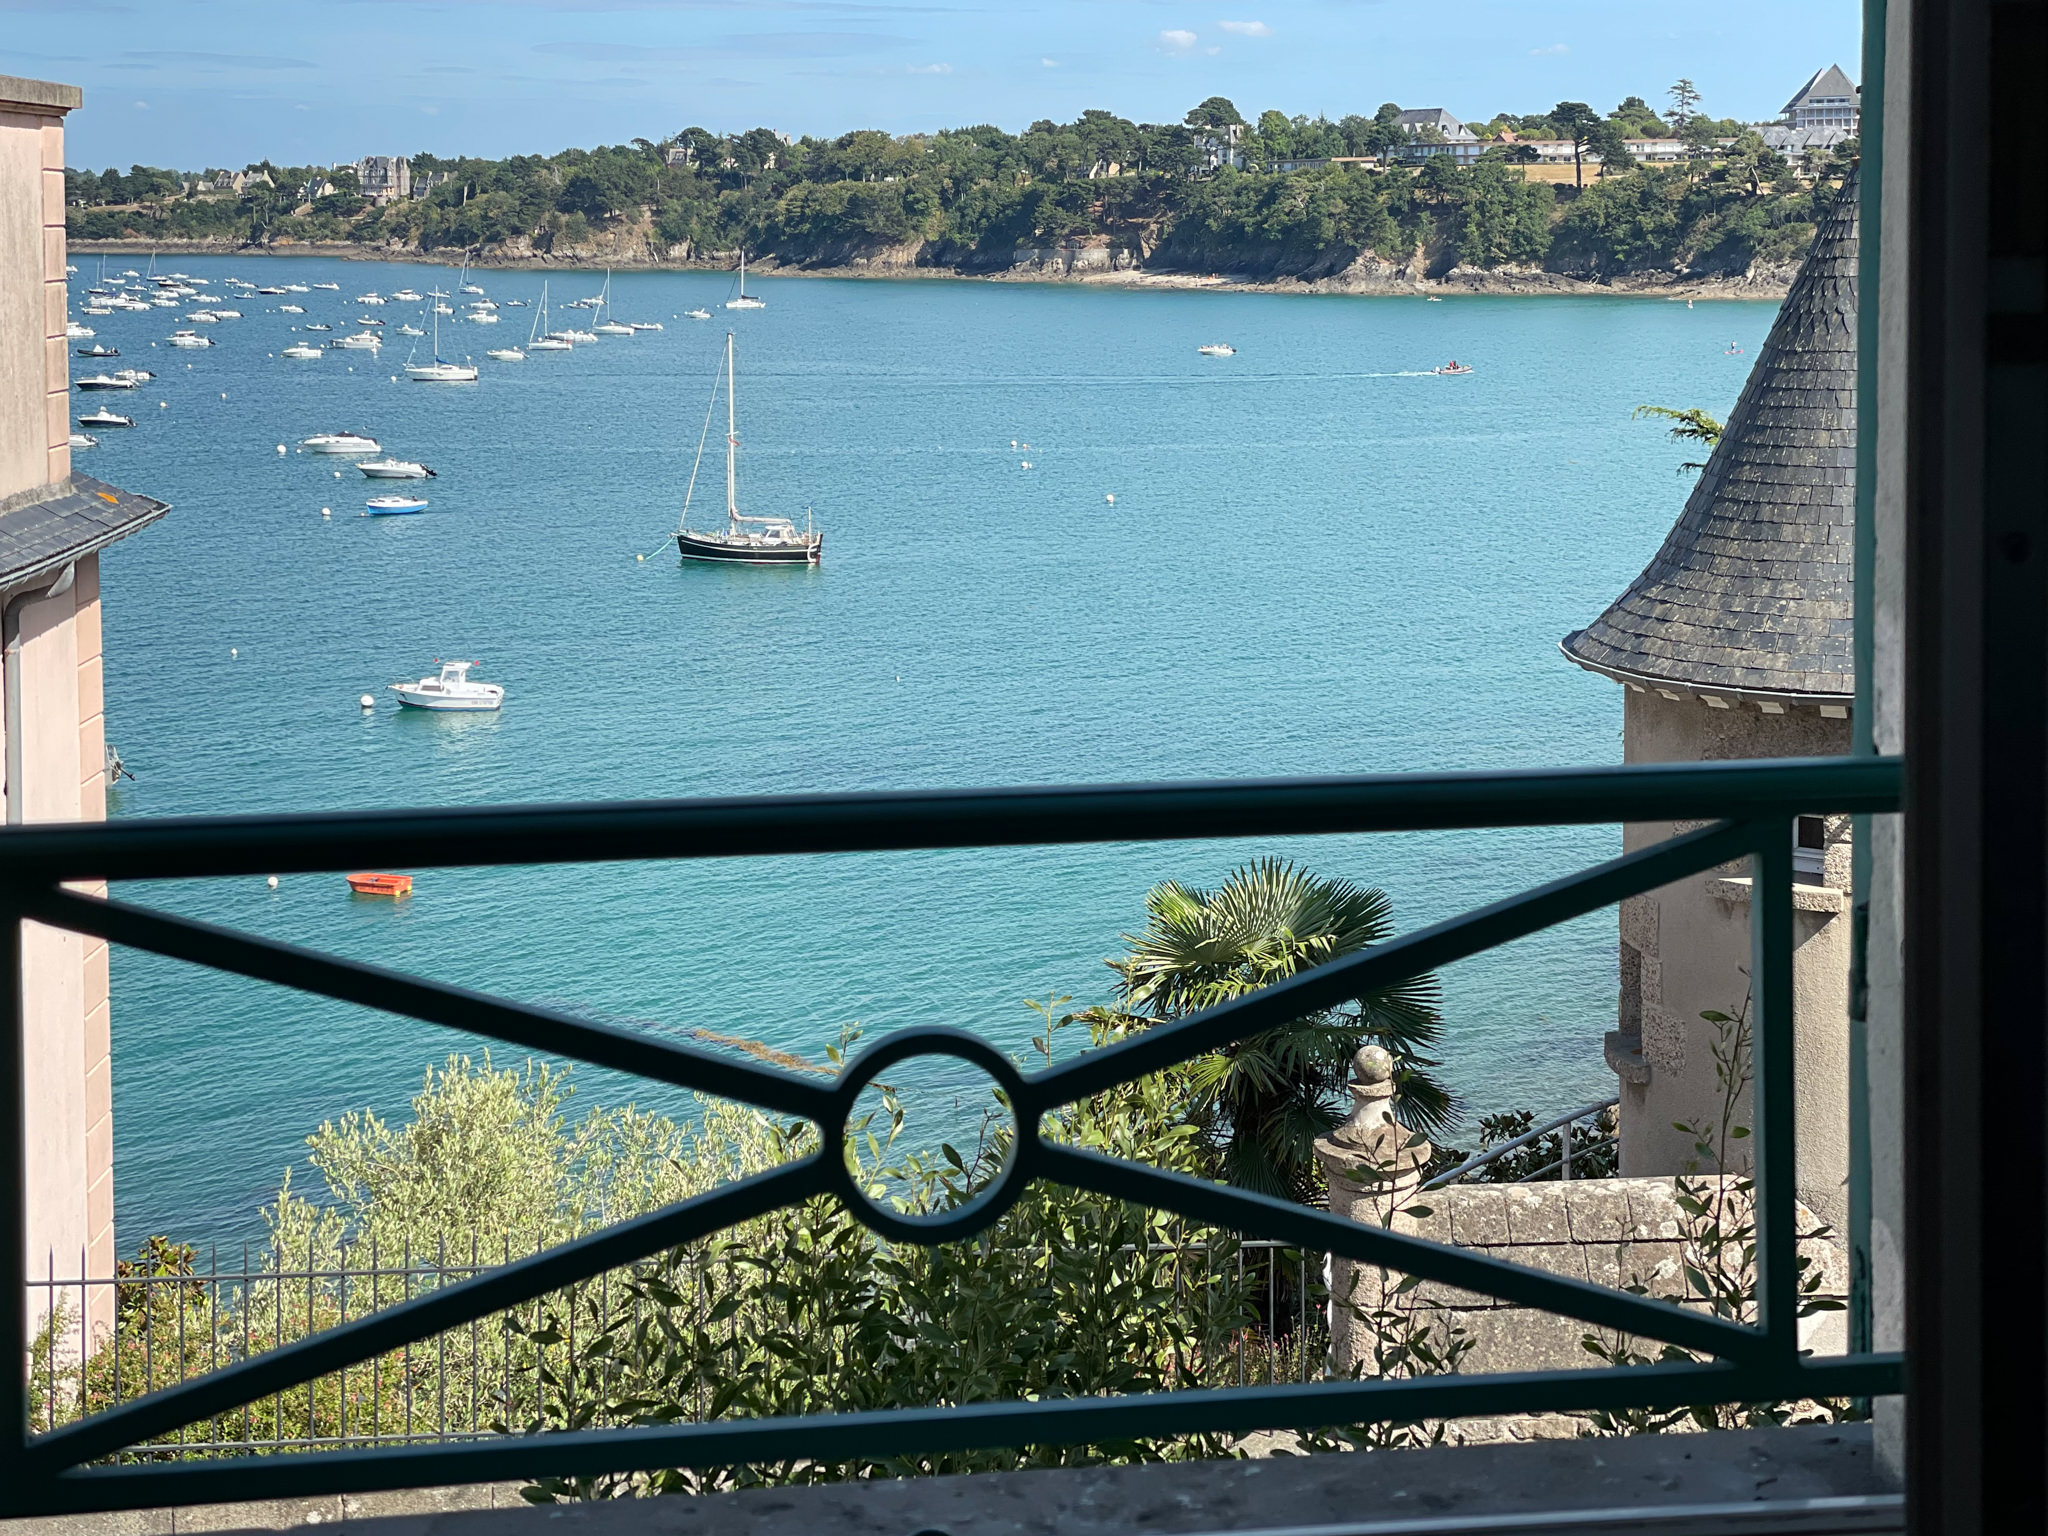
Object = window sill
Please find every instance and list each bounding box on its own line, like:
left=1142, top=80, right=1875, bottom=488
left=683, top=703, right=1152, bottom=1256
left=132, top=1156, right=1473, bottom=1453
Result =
left=1706, top=876, right=1849, bottom=914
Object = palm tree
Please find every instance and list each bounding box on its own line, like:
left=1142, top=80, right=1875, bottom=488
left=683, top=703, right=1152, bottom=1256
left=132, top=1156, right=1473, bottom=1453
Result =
left=1112, top=858, right=1451, bottom=1203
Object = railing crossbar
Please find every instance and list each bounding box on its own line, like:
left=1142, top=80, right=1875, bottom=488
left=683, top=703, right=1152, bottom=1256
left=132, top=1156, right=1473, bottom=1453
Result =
left=1424, top=1100, right=1619, bottom=1189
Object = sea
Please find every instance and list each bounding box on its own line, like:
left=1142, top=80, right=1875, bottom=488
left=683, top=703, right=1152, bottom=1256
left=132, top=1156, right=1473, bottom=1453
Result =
left=64, top=258, right=1779, bottom=1251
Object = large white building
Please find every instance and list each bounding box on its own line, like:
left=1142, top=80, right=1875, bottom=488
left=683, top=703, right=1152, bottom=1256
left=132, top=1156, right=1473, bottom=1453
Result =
left=1394, top=108, right=1484, bottom=167
left=1782, top=64, right=1861, bottom=132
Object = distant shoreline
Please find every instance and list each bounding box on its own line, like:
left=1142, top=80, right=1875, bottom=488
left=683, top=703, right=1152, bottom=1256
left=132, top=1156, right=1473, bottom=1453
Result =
left=66, top=239, right=1791, bottom=302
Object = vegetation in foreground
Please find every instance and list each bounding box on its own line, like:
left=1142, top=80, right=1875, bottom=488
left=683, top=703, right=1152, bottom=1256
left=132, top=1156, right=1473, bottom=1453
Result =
left=67, top=84, right=1848, bottom=284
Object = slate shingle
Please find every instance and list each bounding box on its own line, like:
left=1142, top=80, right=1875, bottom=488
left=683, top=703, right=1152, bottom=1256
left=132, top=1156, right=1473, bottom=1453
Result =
left=0, top=473, right=169, bottom=588
left=1562, top=178, right=1857, bottom=701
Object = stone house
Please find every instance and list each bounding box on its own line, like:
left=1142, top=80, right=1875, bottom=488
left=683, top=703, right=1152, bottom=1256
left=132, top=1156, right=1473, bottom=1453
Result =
left=0, top=73, right=168, bottom=1336
left=1560, top=179, right=1858, bottom=1229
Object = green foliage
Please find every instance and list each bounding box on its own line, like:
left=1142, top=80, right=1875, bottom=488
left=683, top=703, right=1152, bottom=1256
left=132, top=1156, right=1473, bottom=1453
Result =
left=1110, top=858, right=1450, bottom=1202
left=1632, top=404, right=1725, bottom=475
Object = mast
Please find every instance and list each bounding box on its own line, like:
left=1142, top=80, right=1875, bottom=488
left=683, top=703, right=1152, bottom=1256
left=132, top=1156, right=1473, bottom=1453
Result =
left=725, top=332, right=738, bottom=523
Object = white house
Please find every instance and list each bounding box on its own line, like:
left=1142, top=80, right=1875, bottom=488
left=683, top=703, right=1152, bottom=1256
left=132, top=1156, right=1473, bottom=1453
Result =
left=1782, top=64, right=1860, bottom=132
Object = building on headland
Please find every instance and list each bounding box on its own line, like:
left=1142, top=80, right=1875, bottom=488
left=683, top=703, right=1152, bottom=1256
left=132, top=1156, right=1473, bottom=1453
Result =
left=354, top=155, right=411, bottom=204
left=1393, top=108, right=1485, bottom=166
left=0, top=73, right=169, bottom=1337
left=1191, top=121, right=1245, bottom=173
left=1781, top=64, right=1861, bottom=132
left=1560, top=177, right=1858, bottom=1229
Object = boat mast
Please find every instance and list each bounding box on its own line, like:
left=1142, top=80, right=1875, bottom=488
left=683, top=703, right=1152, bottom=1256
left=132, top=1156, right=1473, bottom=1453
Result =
left=725, top=332, right=738, bottom=524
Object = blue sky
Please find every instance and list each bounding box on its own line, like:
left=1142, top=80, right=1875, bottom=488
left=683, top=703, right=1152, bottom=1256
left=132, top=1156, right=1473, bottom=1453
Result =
left=7, top=0, right=1860, bottom=171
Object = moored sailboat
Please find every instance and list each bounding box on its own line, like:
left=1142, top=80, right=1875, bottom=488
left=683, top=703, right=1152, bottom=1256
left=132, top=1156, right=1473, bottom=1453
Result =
left=674, top=333, right=820, bottom=566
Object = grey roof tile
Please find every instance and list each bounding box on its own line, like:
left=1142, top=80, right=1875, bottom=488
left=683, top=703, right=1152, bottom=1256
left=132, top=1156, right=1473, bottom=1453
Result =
left=0, top=473, right=170, bottom=588
left=1562, top=178, right=1857, bottom=701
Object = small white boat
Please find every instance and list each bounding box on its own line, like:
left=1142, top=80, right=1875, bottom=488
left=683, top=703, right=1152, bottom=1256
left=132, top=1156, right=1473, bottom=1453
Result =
left=77, top=408, right=134, bottom=429
left=357, top=457, right=434, bottom=478
left=460, top=283, right=485, bottom=296
left=391, top=660, right=502, bottom=712
left=81, top=307, right=112, bottom=317
left=65, top=321, right=94, bottom=339
left=684, top=308, right=712, bottom=321
left=724, top=252, right=766, bottom=310
left=464, top=309, right=500, bottom=324
left=406, top=361, right=479, bottom=382
left=311, top=281, right=340, bottom=291
left=528, top=336, right=573, bottom=351
left=366, top=495, right=429, bottom=515
left=281, top=343, right=324, bottom=359
left=629, top=321, right=664, bottom=332
left=397, top=323, right=425, bottom=337
left=256, top=286, right=288, bottom=295
left=186, top=311, right=221, bottom=324
left=212, top=308, right=243, bottom=319
left=330, top=332, right=383, bottom=350
left=301, top=432, right=380, bottom=454
left=167, top=330, right=214, bottom=348
left=486, top=347, right=526, bottom=362
left=469, top=298, right=499, bottom=311
left=114, top=368, right=153, bottom=382
left=74, top=374, right=136, bottom=391
left=357, top=317, right=388, bottom=327
left=595, top=321, right=634, bottom=337
left=303, top=322, right=333, bottom=332
left=548, top=328, right=598, bottom=345
left=69, top=432, right=98, bottom=449
left=392, top=288, right=423, bottom=301
left=356, top=293, right=386, bottom=305
left=279, top=304, right=305, bottom=314
left=505, top=299, right=529, bottom=307
left=284, top=284, right=310, bottom=294
left=1198, top=343, right=1236, bottom=357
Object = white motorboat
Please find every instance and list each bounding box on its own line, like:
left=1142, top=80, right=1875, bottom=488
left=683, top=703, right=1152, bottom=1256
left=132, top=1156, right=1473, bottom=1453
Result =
left=723, top=251, right=766, bottom=310
left=505, top=299, right=529, bottom=307
left=65, top=321, right=94, bottom=339
left=256, top=286, right=288, bottom=295
left=113, top=368, right=153, bottom=382
left=460, top=283, right=485, bottom=296
left=278, top=304, right=305, bottom=314
left=357, top=457, right=434, bottom=479
left=486, top=347, right=525, bottom=362
left=392, top=288, right=423, bottom=302
left=464, top=309, right=500, bottom=324
left=68, top=432, right=98, bottom=449
left=357, top=317, right=387, bottom=327
left=684, top=308, right=711, bottom=321
left=74, top=374, right=136, bottom=391
left=330, top=332, right=383, bottom=350
left=1197, top=343, right=1237, bottom=356
left=82, top=308, right=112, bottom=317
left=365, top=495, right=429, bottom=515
left=77, top=408, right=134, bottom=429
left=629, top=321, right=664, bottom=331
left=391, top=660, right=502, bottom=712
left=281, top=343, right=324, bottom=359
left=469, top=298, right=498, bottom=311
left=595, top=320, right=635, bottom=336
left=167, top=330, right=214, bottom=348
left=303, top=322, right=333, bottom=331
left=212, top=308, right=243, bottom=319
left=397, top=323, right=424, bottom=336
left=311, top=281, right=340, bottom=290
left=301, top=432, right=380, bottom=454
left=356, top=293, right=386, bottom=305
left=185, top=311, right=220, bottom=324
left=548, top=328, right=598, bottom=345
left=284, top=284, right=309, bottom=294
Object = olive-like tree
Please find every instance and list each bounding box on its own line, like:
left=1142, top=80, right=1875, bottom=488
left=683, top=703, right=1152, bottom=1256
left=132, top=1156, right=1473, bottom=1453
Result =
left=1112, top=858, right=1451, bottom=1203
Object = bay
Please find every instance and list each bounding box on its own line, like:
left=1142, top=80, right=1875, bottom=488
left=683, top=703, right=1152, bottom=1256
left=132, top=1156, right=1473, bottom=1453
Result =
left=69, top=259, right=1776, bottom=1248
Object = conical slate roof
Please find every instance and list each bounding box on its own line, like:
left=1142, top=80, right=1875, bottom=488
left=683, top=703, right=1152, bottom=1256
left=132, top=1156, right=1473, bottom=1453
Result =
left=1562, top=177, right=1857, bottom=703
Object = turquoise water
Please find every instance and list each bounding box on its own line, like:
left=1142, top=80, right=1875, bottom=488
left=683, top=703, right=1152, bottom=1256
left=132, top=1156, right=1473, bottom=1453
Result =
left=68, top=260, right=1776, bottom=1248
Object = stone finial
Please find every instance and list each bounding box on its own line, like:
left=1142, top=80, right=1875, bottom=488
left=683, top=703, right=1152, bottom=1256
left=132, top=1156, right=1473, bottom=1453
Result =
left=1330, top=1043, right=1399, bottom=1148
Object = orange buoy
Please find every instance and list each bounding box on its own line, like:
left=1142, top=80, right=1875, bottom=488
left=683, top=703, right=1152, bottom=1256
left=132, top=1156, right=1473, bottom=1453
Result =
left=345, top=873, right=413, bottom=898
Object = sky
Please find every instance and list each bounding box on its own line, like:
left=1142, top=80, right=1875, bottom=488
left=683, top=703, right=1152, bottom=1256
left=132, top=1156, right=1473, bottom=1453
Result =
left=6, top=0, right=1861, bottom=171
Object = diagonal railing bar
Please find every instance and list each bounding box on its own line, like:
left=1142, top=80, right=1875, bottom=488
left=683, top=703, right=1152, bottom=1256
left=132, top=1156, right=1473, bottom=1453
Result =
left=21, top=887, right=832, bottom=1122
left=1752, top=835, right=1802, bottom=1361
left=13, top=1354, right=1905, bottom=1517
left=1035, top=1144, right=1764, bottom=1362
left=25, top=1158, right=832, bottom=1470
left=1038, top=819, right=1760, bottom=1107
left=0, top=758, right=1902, bottom=883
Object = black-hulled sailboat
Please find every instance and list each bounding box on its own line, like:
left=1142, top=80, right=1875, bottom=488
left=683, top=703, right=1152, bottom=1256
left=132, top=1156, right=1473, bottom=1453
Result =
left=674, top=332, right=822, bottom=566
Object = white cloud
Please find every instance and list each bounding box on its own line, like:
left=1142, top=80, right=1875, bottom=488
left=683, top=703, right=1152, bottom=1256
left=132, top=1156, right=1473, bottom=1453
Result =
left=1530, top=42, right=1568, bottom=55
left=1158, top=28, right=1197, bottom=54
left=1217, top=19, right=1270, bottom=37
left=131, top=100, right=147, bottom=109
left=1041, top=56, right=1058, bottom=66
left=1205, top=45, right=1219, bottom=53
left=293, top=102, right=310, bottom=111
left=907, top=61, right=951, bottom=72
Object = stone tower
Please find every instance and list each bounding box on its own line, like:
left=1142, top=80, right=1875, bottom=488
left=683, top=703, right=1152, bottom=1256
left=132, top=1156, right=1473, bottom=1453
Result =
left=1561, top=178, right=1857, bottom=1228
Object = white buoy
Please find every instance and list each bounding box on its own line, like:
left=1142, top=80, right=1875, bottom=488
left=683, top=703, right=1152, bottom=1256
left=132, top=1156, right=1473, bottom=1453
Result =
left=333, top=470, right=341, bottom=478
left=321, top=507, right=331, bottom=517
left=230, top=647, right=238, bottom=658
left=159, top=401, right=168, bottom=408
left=276, top=444, right=286, bottom=455
left=266, top=876, right=279, bottom=890
left=636, top=553, right=645, bottom=562
left=219, top=392, right=226, bottom=400
left=1105, top=493, right=1115, bottom=504
left=359, top=694, right=374, bottom=709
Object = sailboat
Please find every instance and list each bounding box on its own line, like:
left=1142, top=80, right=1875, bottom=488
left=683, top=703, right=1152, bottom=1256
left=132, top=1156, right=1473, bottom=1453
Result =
left=674, top=333, right=820, bottom=565
left=723, top=252, right=766, bottom=311
left=526, top=281, right=572, bottom=351
left=405, top=295, right=480, bottom=382
left=594, top=269, right=635, bottom=336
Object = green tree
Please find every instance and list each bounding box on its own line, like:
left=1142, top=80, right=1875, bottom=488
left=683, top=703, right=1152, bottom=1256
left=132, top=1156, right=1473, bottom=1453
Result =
left=1667, top=78, right=1702, bottom=129
left=1111, top=858, right=1450, bottom=1203
left=1633, top=404, right=1725, bottom=475
left=1550, top=100, right=1600, bottom=188
left=1185, top=95, right=1246, bottom=129
left=1586, top=118, right=1637, bottom=176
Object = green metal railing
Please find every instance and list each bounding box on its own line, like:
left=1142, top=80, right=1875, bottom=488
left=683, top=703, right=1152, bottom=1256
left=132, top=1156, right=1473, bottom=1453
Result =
left=0, top=755, right=1906, bottom=1515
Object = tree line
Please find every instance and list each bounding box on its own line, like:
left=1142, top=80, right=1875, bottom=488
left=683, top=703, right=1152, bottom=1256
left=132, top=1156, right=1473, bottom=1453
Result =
left=65, top=81, right=1849, bottom=282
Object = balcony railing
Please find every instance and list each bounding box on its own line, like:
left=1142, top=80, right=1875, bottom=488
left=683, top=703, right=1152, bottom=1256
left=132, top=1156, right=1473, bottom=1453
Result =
left=0, top=755, right=1906, bottom=1516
